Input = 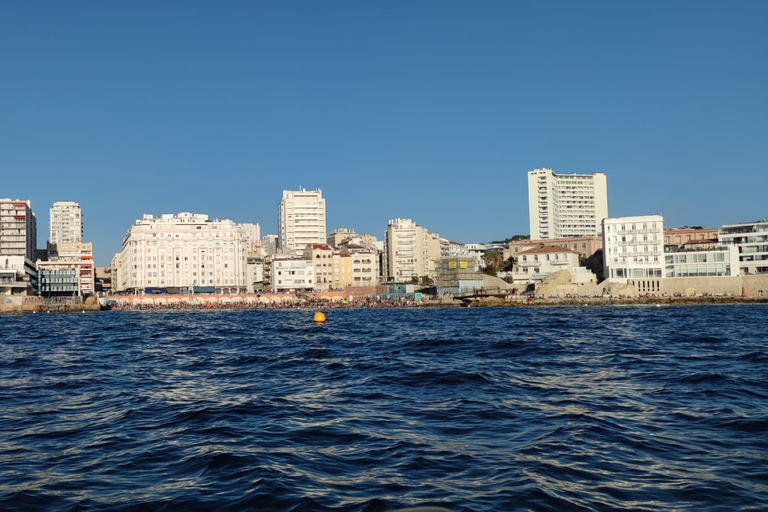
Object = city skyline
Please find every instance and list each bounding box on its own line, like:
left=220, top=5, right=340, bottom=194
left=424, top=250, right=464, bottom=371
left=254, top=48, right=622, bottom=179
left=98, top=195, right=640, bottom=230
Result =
left=2, top=2, right=766, bottom=267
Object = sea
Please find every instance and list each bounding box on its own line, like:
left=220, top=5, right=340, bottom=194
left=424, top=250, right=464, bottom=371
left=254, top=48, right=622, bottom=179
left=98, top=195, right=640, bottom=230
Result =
left=1, top=304, right=767, bottom=512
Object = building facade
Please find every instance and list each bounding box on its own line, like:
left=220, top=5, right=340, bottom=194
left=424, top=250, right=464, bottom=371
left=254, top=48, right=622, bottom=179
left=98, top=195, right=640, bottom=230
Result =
left=0, top=199, right=38, bottom=295
left=49, top=201, right=83, bottom=244
left=112, top=212, right=248, bottom=293
left=271, top=255, right=314, bottom=292
left=602, top=215, right=664, bottom=282
left=664, top=245, right=739, bottom=278
left=384, top=218, right=431, bottom=282
left=277, top=188, right=326, bottom=254
left=513, top=246, right=580, bottom=282
left=38, top=241, right=95, bottom=297
left=663, top=227, right=719, bottom=246
left=528, top=168, right=608, bottom=239
left=718, top=220, right=768, bottom=276
left=339, top=238, right=380, bottom=287
left=327, top=227, right=356, bottom=248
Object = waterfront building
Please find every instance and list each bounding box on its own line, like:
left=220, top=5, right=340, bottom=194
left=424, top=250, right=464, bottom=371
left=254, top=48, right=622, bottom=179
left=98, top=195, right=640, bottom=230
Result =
left=277, top=188, right=326, bottom=254
left=270, top=254, right=314, bottom=292
left=384, top=218, right=432, bottom=283
left=718, top=220, right=768, bottom=275
left=112, top=212, right=249, bottom=293
left=38, top=241, right=95, bottom=297
left=513, top=246, right=580, bottom=282
left=528, top=168, right=608, bottom=239
left=664, top=244, right=739, bottom=278
left=602, top=215, right=664, bottom=287
left=0, top=199, right=38, bottom=295
left=49, top=201, right=83, bottom=244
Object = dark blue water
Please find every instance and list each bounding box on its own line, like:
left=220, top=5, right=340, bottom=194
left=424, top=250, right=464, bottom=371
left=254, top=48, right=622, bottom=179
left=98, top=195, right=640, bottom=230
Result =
left=1, top=305, right=767, bottom=511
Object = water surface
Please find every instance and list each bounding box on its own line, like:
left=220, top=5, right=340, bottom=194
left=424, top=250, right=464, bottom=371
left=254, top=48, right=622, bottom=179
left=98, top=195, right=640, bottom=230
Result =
left=1, top=305, right=767, bottom=511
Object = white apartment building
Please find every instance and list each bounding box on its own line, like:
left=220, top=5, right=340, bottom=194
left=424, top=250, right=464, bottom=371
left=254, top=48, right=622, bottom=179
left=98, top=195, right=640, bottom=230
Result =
left=277, top=188, right=327, bottom=254
left=0, top=199, right=38, bottom=295
left=112, top=212, right=249, bottom=293
left=513, top=246, right=581, bottom=282
left=384, top=218, right=431, bottom=282
left=271, top=255, right=314, bottom=292
left=718, top=220, right=768, bottom=275
left=602, top=215, right=664, bottom=282
left=528, top=168, right=608, bottom=239
left=49, top=201, right=83, bottom=244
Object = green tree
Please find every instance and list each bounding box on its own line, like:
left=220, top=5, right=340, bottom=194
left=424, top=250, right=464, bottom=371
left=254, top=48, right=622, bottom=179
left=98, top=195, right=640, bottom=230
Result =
left=500, top=257, right=515, bottom=272
left=482, top=250, right=503, bottom=272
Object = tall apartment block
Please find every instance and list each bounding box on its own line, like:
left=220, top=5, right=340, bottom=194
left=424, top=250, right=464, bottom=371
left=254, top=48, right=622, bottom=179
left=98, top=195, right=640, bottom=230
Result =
left=528, top=168, right=608, bottom=239
left=384, top=218, right=430, bottom=282
left=277, top=188, right=327, bottom=254
left=0, top=199, right=38, bottom=295
left=719, top=219, right=768, bottom=275
left=49, top=201, right=83, bottom=244
left=112, top=212, right=249, bottom=293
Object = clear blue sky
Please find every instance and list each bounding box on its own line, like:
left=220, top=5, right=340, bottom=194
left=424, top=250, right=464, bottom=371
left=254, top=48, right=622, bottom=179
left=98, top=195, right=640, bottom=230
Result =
left=2, top=1, right=766, bottom=266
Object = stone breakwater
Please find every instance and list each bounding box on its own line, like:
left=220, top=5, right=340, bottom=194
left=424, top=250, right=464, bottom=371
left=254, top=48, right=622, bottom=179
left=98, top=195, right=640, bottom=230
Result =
left=0, top=297, right=101, bottom=314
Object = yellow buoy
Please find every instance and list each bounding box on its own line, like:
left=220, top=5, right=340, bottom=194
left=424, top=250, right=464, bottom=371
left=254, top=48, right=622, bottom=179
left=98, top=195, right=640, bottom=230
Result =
left=314, top=312, right=326, bottom=323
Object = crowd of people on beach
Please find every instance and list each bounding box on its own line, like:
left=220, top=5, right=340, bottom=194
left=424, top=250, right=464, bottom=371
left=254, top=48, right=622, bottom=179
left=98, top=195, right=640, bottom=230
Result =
left=108, top=296, right=424, bottom=310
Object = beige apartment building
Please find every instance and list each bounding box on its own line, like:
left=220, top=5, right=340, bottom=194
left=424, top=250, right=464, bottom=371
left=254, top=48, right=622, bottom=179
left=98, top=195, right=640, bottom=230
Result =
left=384, top=218, right=432, bottom=283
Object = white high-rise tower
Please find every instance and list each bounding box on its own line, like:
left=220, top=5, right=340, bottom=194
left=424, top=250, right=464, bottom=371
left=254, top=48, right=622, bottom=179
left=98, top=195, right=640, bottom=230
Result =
left=277, top=188, right=327, bottom=254
left=50, top=201, right=83, bottom=244
left=528, top=168, right=608, bottom=239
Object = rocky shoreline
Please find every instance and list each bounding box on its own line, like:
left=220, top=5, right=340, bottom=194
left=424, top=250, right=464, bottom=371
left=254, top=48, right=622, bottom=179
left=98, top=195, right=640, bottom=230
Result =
left=423, top=294, right=768, bottom=307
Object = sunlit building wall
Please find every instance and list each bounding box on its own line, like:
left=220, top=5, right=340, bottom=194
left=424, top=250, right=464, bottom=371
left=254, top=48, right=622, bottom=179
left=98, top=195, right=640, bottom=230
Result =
left=113, top=212, right=248, bottom=293
left=277, top=188, right=326, bottom=254
left=528, top=168, right=608, bottom=239
left=602, top=214, right=664, bottom=282
left=49, top=201, right=83, bottom=244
